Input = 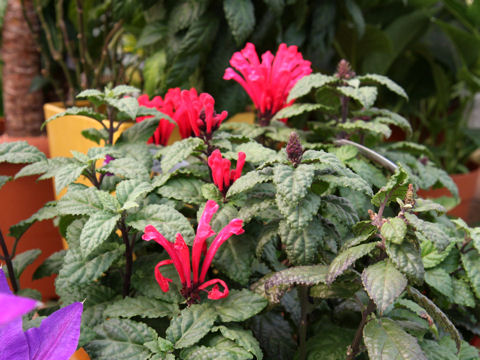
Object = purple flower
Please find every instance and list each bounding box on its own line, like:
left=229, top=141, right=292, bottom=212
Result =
left=0, top=268, right=83, bottom=360
left=0, top=269, right=36, bottom=327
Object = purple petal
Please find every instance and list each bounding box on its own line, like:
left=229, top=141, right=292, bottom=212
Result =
left=0, top=293, right=36, bottom=326
left=25, top=302, right=83, bottom=360
left=0, top=318, right=29, bottom=360
left=0, top=268, right=11, bottom=294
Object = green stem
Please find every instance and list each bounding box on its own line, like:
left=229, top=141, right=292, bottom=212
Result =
left=298, top=286, right=309, bottom=360
left=0, top=228, right=19, bottom=293
left=347, top=299, right=376, bottom=360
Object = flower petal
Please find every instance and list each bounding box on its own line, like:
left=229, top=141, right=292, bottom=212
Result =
left=0, top=317, right=29, bottom=360
left=0, top=293, right=36, bottom=326
left=155, top=259, right=174, bottom=292
left=198, top=278, right=229, bottom=300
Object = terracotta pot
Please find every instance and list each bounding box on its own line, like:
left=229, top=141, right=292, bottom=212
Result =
left=70, top=347, right=90, bottom=360
left=417, top=168, right=480, bottom=223
left=0, top=134, right=63, bottom=300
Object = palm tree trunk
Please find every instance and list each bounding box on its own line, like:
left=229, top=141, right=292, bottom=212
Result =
left=2, top=0, right=43, bottom=136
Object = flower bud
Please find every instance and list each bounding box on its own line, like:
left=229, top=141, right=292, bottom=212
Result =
left=336, top=59, right=356, bottom=80
left=286, top=132, right=303, bottom=166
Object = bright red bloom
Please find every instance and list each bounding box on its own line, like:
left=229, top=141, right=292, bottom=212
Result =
left=164, top=88, right=228, bottom=140
left=136, top=94, right=176, bottom=146
left=224, top=42, right=312, bottom=125
left=208, top=150, right=246, bottom=195
left=142, top=200, right=244, bottom=304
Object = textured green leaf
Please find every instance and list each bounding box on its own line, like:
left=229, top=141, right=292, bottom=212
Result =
left=421, top=240, right=455, bottom=269
left=451, top=278, right=475, bottom=307
left=105, top=97, right=139, bottom=120
left=272, top=103, right=327, bottom=121
left=357, top=74, right=408, bottom=99
left=224, top=0, right=255, bottom=45
left=461, top=249, right=480, bottom=299
left=274, top=164, right=315, bottom=204
left=56, top=246, right=124, bottom=288
left=4, top=249, right=41, bottom=278
left=279, top=219, right=324, bottom=265
left=81, top=128, right=108, bottom=144
left=104, top=296, right=178, bottom=319
left=337, top=86, right=378, bottom=108
left=0, top=175, right=10, bottom=190
left=44, top=107, right=105, bottom=126
left=115, top=118, right=159, bottom=145
left=425, top=268, right=453, bottom=298
left=251, top=312, right=296, bottom=360
left=126, top=204, right=195, bottom=245
left=229, top=142, right=277, bottom=164
left=80, top=212, right=121, bottom=256
left=413, top=198, right=447, bottom=214
left=111, top=85, right=140, bottom=97
left=408, top=286, right=462, bottom=351
left=327, top=242, right=377, bottom=284
left=321, top=173, right=373, bottom=195
left=362, top=260, right=408, bottom=313
left=322, top=195, right=359, bottom=226
left=287, top=73, right=338, bottom=102
left=301, top=321, right=355, bottom=360
left=57, top=187, right=119, bottom=215
left=166, top=303, right=217, bottom=349
left=9, top=201, right=57, bottom=239
left=405, top=213, right=450, bottom=251
left=371, top=166, right=409, bottom=207
left=0, top=141, right=46, bottom=163
left=276, top=192, right=321, bottom=229
left=33, top=250, right=66, bottom=280
left=310, top=280, right=361, bottom=299
left=157, top=177, right=205, bottom=204
left=116, top=179, right=154, bottom=210
left=382, top=218, right=407, bottom=245
left=226, top=170, right=271, bottom=198
left=181, top=342, right=251, bottom=360
left=85, top=319, right=157, bottom=359
left=77, top=89, right=104, bottom=99
left=385, top=241, right=424, bottom=283
left=262, top=265, right=327, bottom=303
left=156, top=137, right=204, bottom=173
left=213, top=289, right=267, bottom=322
left=338, top=120, right=392, bottom=138
left=420, top=339, right=458, bottom=360
left=101, top=157, right=150, bottom=180
left=363, top=318, right=427, bottom=360
left=213, top=325, right=263, bottom=360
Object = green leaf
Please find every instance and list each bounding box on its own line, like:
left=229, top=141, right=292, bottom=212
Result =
left=101, top=157, right=150, bottom=180
left=321, top=173, right=373, bottom=195
left=279, top=219, right=324, bottom=265
left=287, top=73, right=338, bottom=102
left=156, top=137, right=204, bottom=173
left=421, top=240, right=455, bottom=269
left=9, top=201, right=57, bottom=240
left=126, top=204, right=195, bottom=245
left=43, top=107, right=105, bottom=127
left=460, top=249, right=480, bottom=299
left=213, top=289, right=267, bottom=322
left=338, top=120, right=392, bottom=138
left=105, top=97, right=139, bottom=120
left=229, top=142, right=277, bottom=164
left=80, top=212, right=121, bottom=256
left=322, top=195, right=359, bottom=226
left=271, top=103, right=328, bottom=122
left=405, top=213, right=451, bottom=251
left=0, top=141, right=46, bottom=163
left=4, top=249, right=41, bottom=278
left=425, top=268, right=454, bottom=298
left=53, top=161, right=88, bottom=194
left=115, top=118, right=159, bottom=144
left=226, top=170, right=271, bottom=198
left=381, top=218, right=407, bottom=245
left=85, top=318, right=157, bottom=359
left=116, top=179, right=154, bottom=210
left=81, top=128, right=108, bottom=144
left=357, top=74, right=408, bottom=99
left=385, top=241, right=424, bottom=283
left=274, top=164, right=315, bottom=205
left=276, top=192, right=321, bottom=229
left=181, top=342, right=252, bottom=360
left=451, top=278, right=475, bottom=307
left=57, top=187, right=119, bottom=215
left=337, top=86, right=378, bottom=108
left=310, top=280, right=361, bottom=299
left=362, top=260, right=408, bottom=313
left=33, top=250, right=66, bottom=280
left=212, top=325, right=263, bottom=360
left=363, top=318, right=427, bottom=360
left=0, top=175, right=10, bottom=190
left=371, top=166, right=409, bottom=207
left=223, top=0, right=255, bottom=45
left=104, top=296, right=179, bottom=319
left=407, top=286, right=462, bottom=351
left=413, top=198, right=447, bottom=214
left=166, top=303, right=217, bottom=349
left=77, top=89, right=104, bottom=99
left=326, top=242, right=377, bottom=284
left=301, top=321, right=355, bottom=360
left=111, top=85, right=140, bottom=97
left=157, top=177, right=205, bottom=204
left=262, top=265, right=327, bottom=303
left=56, top=245, right=124, bottom=288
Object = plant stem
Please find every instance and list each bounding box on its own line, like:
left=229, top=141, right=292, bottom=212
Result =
left=298, top=286, right=309, bottom=360
left=347, top=299, right=375, bottom=360
left=341, top=95, right=349, bottom=124
left=107, top=106, right=115, bottom=146
left=0, top=228, right=19, bottom=293
left=119, top=220, right=132, bottom=298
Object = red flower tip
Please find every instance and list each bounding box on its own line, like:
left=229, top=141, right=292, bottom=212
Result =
left=208, top=150, right=246, bottom=195
left=136, top=94, right=175, bottom=146
left=224, top=42, right=312, bottom=126
left=198, top=279, right=229, bottom=300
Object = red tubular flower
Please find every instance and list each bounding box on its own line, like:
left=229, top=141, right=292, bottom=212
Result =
left=164, top=88, right=228, bottom=140
left=208, top=150, right=246, bottom=196
left=136, top=94, right=176, bottom=146
left=224, top=42, right=312, bottom=125
left=142, top=200, right=244, bottom=304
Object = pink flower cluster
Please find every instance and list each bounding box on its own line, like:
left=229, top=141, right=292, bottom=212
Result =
left=208, top=150, right=245, bottom=195
left=224, top=42, right=312, bottom=125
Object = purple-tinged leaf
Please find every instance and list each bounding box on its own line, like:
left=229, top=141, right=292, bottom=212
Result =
left=0, top=318, right=29, bottom=360
left=25, top=302, right=83, bottom=360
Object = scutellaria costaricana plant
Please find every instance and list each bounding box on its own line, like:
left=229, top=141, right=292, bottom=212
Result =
left=1, top=50, right=480, bottom=360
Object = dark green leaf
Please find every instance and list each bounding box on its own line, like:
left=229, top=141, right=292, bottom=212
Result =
left=460, top=249, right=480, bottom=299
left=213, top=289, right=267, bottom=322
left=104, top=296, right=179, bottom=319
left=4, top=249, right=41, bottom=278
left=279, top=219, right=324, bottom=265
left=33, top=250, right=66, bottom=280
left=223, top=0, right=255, bottom=45
left=327, top=242, right=377, bottom=284
left=385, top=240, right=424, bottom=283
left=287, top=73, right=338, bottom=102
